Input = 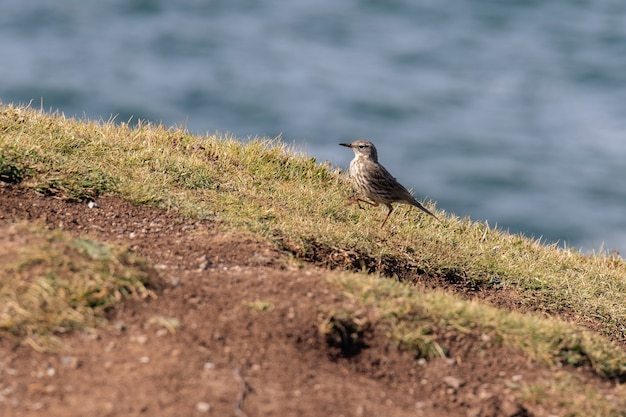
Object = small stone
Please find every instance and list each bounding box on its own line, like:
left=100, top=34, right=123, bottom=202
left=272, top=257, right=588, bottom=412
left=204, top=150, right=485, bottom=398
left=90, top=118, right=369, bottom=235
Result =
left=1, top=385, right=15, bottom=397
left=103, top=402, right=115, bottom=413
left=60, top=356, right=80, bottom=369
left=112, top=321, right=126, bottom=332
left=197, top=255, right=211, bottom=271
left=43, top=384, right=57, bottom=394
left=139, top=356, right=150, bottom=364
left=29, top=401, right=44, bottom=411
left=478, top=385, right=492, bottom=400
left=467, top=406, right=482, bottom=417
left=499, top=400, right=521, bottom=416
left=195, top=401, right=211, bottom=413
left=203, top=362, right=215, bottom=370
left=443, top=376, right=462, bottom=390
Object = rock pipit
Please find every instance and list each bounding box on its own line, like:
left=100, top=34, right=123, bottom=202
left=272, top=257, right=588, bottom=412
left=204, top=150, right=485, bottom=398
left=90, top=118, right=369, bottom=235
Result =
left=340, top=140, right=439, bottom=227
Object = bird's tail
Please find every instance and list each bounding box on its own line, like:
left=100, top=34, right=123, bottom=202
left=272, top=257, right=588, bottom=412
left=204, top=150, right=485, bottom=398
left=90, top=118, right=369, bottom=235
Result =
left=412, top=200, right=440, bottom=222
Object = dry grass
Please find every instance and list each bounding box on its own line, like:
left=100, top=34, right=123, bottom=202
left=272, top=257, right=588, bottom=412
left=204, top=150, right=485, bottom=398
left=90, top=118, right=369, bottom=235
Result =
left=0, top=222, right=154, bottom=350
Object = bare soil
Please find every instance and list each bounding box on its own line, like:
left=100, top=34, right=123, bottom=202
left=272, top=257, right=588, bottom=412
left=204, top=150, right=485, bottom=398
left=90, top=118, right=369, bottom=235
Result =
left=0, top=183, right=613, bottom=416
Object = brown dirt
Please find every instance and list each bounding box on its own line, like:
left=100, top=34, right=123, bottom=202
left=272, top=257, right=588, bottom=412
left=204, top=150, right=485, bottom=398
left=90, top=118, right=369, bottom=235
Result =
left=0, top=183, right=615, bottom=417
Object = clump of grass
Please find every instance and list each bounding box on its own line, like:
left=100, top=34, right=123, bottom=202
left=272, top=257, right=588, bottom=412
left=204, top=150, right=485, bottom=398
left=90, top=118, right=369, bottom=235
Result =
left=0, top=146, right=31, bottom=183
left=0, top=223, right=154, bottom=350
left=33, top=168, right=117, bottom=201
left=146, top=316, right=183, bottom=334
left=319, top=272, right=626, bottom=415
left=243, top=300, right=275, bottom=312
left=327, top=273, right=626, bottom=378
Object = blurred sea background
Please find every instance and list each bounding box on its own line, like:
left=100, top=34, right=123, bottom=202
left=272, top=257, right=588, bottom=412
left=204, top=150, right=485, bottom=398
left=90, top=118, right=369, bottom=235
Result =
left=2, top=0, right=626, bottom=254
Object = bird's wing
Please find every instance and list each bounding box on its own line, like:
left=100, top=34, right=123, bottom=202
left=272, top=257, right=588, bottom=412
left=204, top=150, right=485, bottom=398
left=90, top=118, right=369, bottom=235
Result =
left=373, top=163, right=439, bottom=220
left=364, top=162, right=413, bottom=200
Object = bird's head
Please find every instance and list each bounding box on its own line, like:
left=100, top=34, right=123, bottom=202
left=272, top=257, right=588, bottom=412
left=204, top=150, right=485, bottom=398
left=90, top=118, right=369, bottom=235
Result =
left=339, top=140, right=379, bottom=162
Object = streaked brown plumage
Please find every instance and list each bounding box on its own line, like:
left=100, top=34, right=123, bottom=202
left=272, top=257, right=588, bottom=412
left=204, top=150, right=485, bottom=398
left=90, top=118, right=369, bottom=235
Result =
left=340, top=140, right=439, bottom=227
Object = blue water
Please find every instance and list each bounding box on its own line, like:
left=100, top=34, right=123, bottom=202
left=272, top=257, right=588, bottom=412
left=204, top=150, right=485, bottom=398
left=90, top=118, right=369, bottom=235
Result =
left=2, top=0, right=626, bottom=254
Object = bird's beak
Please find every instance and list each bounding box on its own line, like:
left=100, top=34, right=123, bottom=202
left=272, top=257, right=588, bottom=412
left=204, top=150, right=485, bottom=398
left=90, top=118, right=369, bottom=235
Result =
left=339, top=143, right=352, bottom=148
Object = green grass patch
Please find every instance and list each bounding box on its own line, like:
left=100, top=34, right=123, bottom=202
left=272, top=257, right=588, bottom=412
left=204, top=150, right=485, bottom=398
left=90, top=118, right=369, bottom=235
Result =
left=0, top=146, right=32, bottom=183
left=33, top=168, right=117, bottom=201
left=0, top=223, right=154, bottom=350
left=243, top=300, right=275, bottom=312
left=326, top=273, right=626, bottom=378
left=318, top=272, right=626, bottom=414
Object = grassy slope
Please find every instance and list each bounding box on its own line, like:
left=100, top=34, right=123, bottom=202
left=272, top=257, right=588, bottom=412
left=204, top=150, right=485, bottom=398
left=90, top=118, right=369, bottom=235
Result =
left=2, top=103, right=626, bottom=413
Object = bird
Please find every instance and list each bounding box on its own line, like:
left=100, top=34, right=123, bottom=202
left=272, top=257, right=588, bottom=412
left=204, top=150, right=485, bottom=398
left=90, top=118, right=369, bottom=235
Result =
left=340, top=140, right=439, bottom=227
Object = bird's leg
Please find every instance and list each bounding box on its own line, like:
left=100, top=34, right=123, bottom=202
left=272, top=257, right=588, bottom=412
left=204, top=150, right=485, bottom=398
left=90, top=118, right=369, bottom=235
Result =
left=380, top=204, right=394, bottom=228
left=358, top=198, right=378, bottom=209
left=346, top=197, right=378, bottom=210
